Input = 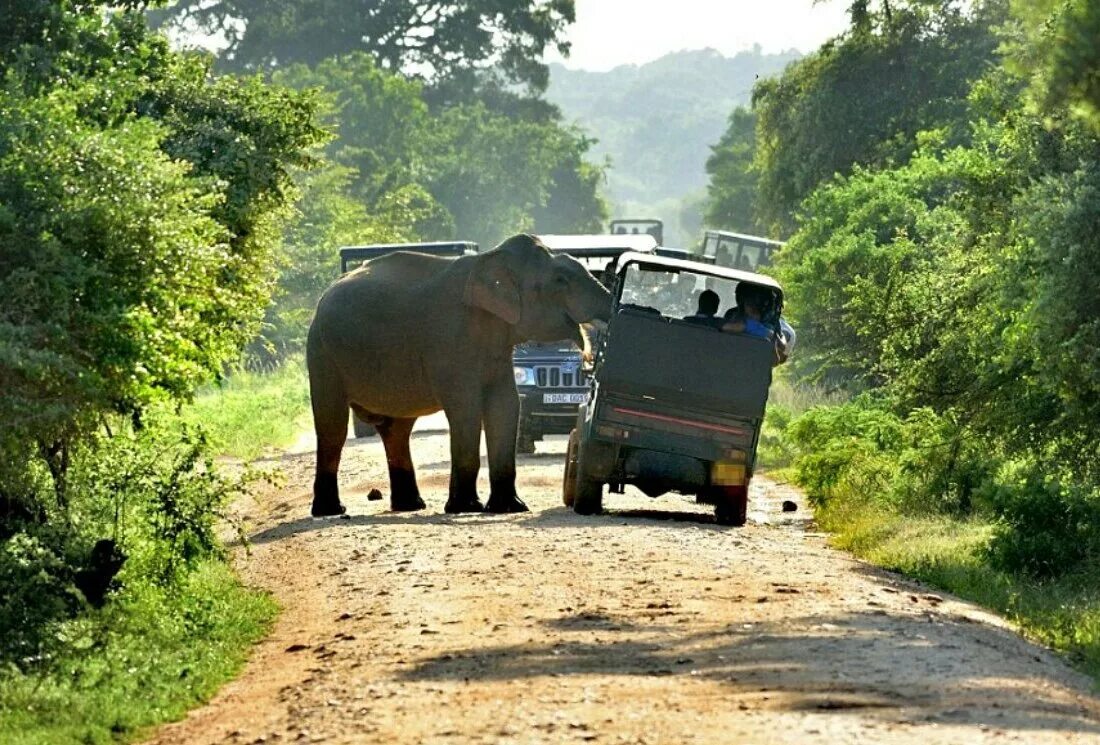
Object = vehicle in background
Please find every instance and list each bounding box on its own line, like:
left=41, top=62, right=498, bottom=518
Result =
left=338, top=241, right=479, bottom=437
left=654, top=246, right=715, bottom=263
left=563, top=251, right=785, bottom=526
left=512, top=233, right=657, bottom=454
left=610, top=218, right=664, bottom=246
left=700, top=230, right=783, bottom=272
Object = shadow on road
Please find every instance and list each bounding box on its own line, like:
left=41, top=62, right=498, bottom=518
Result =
left=395, top=610, right=1100, bottom=735
left=244, top=501, right=741, bottom=546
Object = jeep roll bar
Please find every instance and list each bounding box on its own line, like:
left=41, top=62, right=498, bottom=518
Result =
left=612, top=251, right=783, bottom=313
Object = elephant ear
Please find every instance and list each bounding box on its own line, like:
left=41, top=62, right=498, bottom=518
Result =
left=464, top=256, right=522, bottom=325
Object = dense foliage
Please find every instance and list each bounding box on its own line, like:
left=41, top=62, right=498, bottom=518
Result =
left=703, top=107, right=763, bottom=235
left=714, top=0, right=1100, bottom=582
left=0, top=6, right=314, bottom=735
left=707, top=1, right=1002, bottom=236
left=153, top=0, right=575, bottom=93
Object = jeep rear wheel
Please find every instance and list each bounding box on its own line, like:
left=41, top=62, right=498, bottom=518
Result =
left=714, top=490, right=748, bottom=527
left=562, top=429, right=579, bottom=507
left=572, top=440, right=603, bottom=515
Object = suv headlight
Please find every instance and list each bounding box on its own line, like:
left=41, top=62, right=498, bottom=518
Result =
left=513, top=366, right=536, bottom=386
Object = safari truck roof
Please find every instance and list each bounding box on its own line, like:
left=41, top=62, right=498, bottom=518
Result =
left=339, top=241, right=478, bottom=273
left=702, top=229, right=784, bottom=248
left=613, top=251, right=783, bottom=292
left=536, top=233, right=657, bottom=258
left=654, top=246, right=715, bottom=263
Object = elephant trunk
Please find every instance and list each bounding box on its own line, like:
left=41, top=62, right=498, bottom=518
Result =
left=568, top=277, right=613, bottom=326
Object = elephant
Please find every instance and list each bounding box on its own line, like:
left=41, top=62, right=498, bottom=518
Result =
left=307, top=233, right=612, bottom=517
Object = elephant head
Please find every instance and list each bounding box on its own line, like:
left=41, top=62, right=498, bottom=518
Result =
left=464, top=234, right=612, bottom=347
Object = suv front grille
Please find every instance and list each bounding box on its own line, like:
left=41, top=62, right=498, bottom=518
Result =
left=535, top=365, right=583, bottom=389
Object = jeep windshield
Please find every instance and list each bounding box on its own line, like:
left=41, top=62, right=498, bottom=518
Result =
left=614, top=252, right=783, bottom=324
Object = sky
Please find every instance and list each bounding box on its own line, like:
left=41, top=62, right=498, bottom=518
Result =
left=544, top=0, right=851, bottom=71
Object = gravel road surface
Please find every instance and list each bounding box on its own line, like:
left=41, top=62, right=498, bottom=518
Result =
left=145, top=414, right=1100, bottom=744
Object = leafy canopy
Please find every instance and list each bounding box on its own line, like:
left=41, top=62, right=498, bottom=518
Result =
left=154, top=0, right=575, bottom=92
left=748, top=0, right=1002, bottom=233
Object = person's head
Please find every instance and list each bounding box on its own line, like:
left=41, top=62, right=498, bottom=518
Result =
left=696, top=289, right=720, bottom=316
left=735, top=282, right=769, bottom=320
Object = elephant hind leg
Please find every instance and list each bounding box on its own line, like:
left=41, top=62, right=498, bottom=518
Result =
left=309, top=355, right=349, bottom=517
left=377, top=417, right=425, bottom=512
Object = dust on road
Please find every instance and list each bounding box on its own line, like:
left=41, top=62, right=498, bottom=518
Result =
left=146, top=415, right=1100, bottom=744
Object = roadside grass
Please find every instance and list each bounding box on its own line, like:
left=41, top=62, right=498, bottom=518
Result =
left=816, top=497, right=1100, bottom=683
left=0, top=360, right=307, bottom=743
left=758, top=377, right=846, bottom=471
left=181, top=357, right=312, bottom=460
left=0, top=562, right=276, bottom=745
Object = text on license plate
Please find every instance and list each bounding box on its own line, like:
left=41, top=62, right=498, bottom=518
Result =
left=543, top=393, right=587, bottom=404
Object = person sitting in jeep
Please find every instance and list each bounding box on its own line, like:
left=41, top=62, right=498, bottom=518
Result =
left=684, top=289, right=724, bottom=329
left=721, top=282, right=794, bottom=364
left=721, top=283, right=773, bottom=339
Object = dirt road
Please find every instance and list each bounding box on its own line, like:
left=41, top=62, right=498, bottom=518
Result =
left=146, top=415, right=1100, bottom=744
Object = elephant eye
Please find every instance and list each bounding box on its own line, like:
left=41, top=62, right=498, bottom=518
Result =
left=553, top=274, right=569, bottom=286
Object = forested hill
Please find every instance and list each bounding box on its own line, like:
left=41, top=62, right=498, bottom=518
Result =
left=545, top=47, right=799, bottom=223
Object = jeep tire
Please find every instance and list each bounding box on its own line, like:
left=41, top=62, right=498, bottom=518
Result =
left=714, top=491, right=748, bottom=527
left=516, top=431, right=537, bottom=455
left=572, top=438, right=603, bottom=515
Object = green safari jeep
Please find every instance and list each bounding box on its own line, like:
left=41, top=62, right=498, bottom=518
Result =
left=563, top=251, right=785, bottom=526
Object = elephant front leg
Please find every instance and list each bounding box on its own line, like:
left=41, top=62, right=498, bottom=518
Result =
left=483, top=377, right=528, bottom=514
left=443, top=407, right=484, bottom=514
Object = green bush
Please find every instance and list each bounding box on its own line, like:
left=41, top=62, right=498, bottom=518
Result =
left=69, top=419, right=258, bottom=585
left=0, top=415, right=259, bottom=674
left=784, top=400, right=904, bottom=507
left=783, top=398, right=1001, bottom=517
left=0, top=531, right=81, bottom=671
left=985, top=476, right=1100, bottom=579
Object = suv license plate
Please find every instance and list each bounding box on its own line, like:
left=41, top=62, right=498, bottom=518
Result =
left=543, top=393, right=587, bottom=404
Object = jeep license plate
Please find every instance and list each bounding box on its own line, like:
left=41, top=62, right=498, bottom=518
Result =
left=543, top=393, right=587, bottom=404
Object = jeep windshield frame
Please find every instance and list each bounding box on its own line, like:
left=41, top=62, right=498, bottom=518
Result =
left=699, top=230, right=784, bottom=272
left=609, top=218, right=664, bottom=245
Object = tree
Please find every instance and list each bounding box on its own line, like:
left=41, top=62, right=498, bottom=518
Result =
left=274, top=53, right=606, bottom=250
left=751, top=0, right=1002, bottom=232
left=704, top=107, right=764, bottom=234
left=154, top=0, right=575, bottom=92
left=1009, top=0, right=1100, bottom=133
left=0, top=5, right=323, bottom=505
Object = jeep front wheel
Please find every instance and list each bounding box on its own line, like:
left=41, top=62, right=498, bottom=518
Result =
left=516, top=432, right=537, bottom=455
